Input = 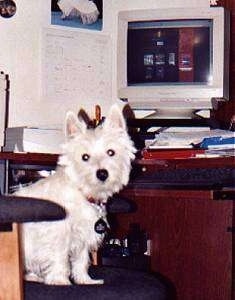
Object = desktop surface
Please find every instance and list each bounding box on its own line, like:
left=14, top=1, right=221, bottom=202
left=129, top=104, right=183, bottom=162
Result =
left=0, top=151, right=234, bottom=192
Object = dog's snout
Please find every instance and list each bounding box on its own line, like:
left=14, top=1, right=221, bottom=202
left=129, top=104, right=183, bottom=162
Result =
left=96, top=169, right=109, bottom=182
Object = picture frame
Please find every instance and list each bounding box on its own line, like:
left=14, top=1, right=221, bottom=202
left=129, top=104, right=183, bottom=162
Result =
left=51, top=0, right=103, bottom=31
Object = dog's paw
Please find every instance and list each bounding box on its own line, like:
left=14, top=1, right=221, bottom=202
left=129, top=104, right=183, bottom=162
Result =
left=25, top=272, right=43, bottom=283
left=73, top=274, right=104, bottom=285
left=61, top=13, right=66, bottom=19
left=84, top=278, right=104, bottom=285
left=44, top=275, right=72, bottom=286
left=80, top=11, right=98, bottom=24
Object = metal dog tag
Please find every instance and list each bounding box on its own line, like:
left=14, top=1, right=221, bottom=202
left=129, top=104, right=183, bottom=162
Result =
left=94, top=218, right=107, bottom=234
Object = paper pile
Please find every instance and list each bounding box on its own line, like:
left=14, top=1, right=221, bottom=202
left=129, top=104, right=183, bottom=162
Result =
left=147, top=129, right=234, bottom=149
left=4, top=126, right=65, bottom=154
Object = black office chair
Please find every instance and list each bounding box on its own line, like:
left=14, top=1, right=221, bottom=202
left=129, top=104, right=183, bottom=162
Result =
left=0, top=195, right=170, bottom=300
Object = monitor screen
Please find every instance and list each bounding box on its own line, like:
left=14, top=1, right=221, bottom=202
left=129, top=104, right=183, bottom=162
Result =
left=127, top=20, right=212, bottom=86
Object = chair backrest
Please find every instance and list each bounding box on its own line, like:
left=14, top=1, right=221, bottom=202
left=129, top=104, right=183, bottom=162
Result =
left=0, top=195, right=66, bottom=300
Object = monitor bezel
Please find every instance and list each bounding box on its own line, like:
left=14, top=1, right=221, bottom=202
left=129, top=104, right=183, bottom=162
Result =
left=117, top=7, right=229, bottom=118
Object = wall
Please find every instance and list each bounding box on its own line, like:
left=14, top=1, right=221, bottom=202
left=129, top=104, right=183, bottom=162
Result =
left=213, top=0, right=235, bottom=128
left=223, top=0, right=235, bottom=98
left=1, top=0, right=223, bottom=128
left=0, top=0, right=50, bottom=127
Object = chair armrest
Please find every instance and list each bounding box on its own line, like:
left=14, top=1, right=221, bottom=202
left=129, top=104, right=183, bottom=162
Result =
left=0, top=195, right=66, bottom=224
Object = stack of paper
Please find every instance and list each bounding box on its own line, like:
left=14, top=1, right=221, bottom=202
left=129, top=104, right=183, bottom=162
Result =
left=147, top=129, right=234, bottom=149
left=4, top=126, right=65, bottom=154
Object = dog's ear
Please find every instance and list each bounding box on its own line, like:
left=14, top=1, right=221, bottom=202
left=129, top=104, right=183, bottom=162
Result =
left=78, top=108, right=92, bottom=126
left=103, top=104, right=127, bottom=131
left=65, top=111, right=86, bottom=138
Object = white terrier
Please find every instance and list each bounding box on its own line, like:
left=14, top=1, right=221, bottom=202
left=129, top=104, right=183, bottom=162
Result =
left=16, top=105, right=136, bottom=285
left=57, top=0, right=99, bottom=24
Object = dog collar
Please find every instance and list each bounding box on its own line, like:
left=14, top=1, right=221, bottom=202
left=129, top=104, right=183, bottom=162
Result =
left=87, top=197, right=106, bottom=215
left=87, top=197, right=104, bottom=206
left=87, top=197, right=108, bottom=234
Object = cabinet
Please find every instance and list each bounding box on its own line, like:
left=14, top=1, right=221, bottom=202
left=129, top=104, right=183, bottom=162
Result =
left=115, top=157, right=235, bottom=300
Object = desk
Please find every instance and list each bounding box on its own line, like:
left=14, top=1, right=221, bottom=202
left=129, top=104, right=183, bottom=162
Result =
left=0, top=152, right=234, bottom=299
left=0, top=153, right=58, bottom=194
left=119, top=156, right=235, bottom=300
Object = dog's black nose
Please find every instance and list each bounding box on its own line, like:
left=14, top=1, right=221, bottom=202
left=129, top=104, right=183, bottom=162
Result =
left=96, top=169, right=109, bottom=182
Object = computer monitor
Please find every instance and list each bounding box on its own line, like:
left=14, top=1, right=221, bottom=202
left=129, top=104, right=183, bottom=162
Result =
left=117, top=7, right=230, bottom=118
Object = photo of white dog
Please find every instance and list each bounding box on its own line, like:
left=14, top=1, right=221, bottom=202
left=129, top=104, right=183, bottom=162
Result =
left=57, top=0, right=99, bottom=24
left=16, top=105, right=136, bottom=285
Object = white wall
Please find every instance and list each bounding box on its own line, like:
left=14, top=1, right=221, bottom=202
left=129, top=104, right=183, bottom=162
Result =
left=0, top=0, right=210, bottom=128
left=0, top=0, right=50, bottom=127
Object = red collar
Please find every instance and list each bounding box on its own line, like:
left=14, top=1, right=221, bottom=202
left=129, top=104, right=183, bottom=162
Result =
left=87, top=197, right=97, bottom=204
left=87, top=197, right=105, bottom=206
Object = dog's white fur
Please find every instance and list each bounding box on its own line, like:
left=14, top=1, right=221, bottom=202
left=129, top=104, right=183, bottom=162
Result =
left=57, top=0, right=99, bottom=24
left=16, top=105, right=136, bottom=285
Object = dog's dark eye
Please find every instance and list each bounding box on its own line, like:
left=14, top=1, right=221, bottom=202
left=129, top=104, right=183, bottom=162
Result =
left=107, top=149, right=115, bottom=157
left=82, top=153, right=90, bottom=161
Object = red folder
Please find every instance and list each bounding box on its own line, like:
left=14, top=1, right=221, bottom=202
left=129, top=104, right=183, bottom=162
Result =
left=141, top=148, right=205, bottom=159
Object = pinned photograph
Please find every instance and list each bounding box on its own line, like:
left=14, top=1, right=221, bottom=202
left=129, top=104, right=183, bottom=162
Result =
left=51, top=0, right=103, bottom=30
